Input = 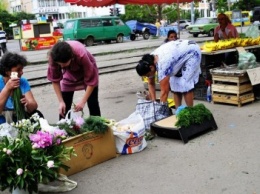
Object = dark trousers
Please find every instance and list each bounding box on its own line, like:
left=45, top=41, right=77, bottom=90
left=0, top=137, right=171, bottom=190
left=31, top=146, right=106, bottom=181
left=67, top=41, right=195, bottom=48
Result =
left=60, top=86, right=101, bottom=120
left=0, top=42, right=7, bottom=54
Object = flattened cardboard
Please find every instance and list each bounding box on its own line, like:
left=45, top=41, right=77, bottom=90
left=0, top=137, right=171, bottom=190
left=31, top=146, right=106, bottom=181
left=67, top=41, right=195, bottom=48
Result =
left=60, top=128, right=117, bottom=176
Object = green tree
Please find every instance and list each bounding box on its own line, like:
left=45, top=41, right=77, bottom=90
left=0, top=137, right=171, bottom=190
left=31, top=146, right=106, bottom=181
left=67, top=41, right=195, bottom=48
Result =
left=231, top=0, right=260, bottom=10
left=120, top=5, right=157, bottom=23
left=216, top=0, right=228, bottom=13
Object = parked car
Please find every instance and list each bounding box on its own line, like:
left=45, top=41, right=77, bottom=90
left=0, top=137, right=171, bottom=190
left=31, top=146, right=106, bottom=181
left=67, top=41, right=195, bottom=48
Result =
left=125, top=20, right=157, bottom=40
left=171, top=19, right=191, bottom=29
left=63, top=16, right=132, bottom=46
left=187, top=17, right=218, bottom=37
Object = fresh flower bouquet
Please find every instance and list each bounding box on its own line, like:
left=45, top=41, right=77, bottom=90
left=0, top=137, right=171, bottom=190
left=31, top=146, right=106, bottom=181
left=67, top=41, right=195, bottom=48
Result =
left=55, top=114, right=115, bottom=137
left=0, top=113, right=75, bottom=194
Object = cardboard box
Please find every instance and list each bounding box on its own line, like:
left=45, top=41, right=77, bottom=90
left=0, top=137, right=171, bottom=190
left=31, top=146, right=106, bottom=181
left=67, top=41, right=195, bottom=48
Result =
left=60, top=128, right=117, bottom=176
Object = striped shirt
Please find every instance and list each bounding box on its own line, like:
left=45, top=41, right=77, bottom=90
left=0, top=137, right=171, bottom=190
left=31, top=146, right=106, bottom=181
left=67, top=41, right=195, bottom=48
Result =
left=0, top=30, right=7, bottom=43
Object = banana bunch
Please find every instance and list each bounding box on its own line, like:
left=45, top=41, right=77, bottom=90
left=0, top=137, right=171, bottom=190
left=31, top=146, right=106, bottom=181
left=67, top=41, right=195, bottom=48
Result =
left=201, top=37, right=260, bottom=52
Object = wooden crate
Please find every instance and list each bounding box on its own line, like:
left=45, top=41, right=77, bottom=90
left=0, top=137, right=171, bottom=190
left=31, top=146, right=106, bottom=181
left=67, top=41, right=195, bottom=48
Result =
left=211, top=74, right=255, bottom=107
left=212, top=92, right=254, bottom=106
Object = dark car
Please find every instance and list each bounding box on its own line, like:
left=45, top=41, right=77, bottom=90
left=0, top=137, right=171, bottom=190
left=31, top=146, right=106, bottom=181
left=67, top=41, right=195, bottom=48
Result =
left=126, top=20, right=157, bottom=40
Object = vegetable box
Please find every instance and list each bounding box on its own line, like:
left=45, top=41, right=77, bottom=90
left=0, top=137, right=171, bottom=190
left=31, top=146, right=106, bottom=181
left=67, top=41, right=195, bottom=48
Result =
left=150, top=115, right=218, bottom=143
left=60, top=128, right=117, bottom=176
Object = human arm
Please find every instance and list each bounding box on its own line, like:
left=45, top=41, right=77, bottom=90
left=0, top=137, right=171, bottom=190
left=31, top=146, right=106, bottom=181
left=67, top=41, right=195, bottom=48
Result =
left=214, top=32, right=219, bottom=42
left=0, top=78, right=20, bottom=113
left=74, top=85, right=95, bottom=112
left=21, top=91, right=38, bottom=113
left=159, top=76, right=170, bottom=103
left=147, top=76, right=156, bottom=100
left=52, top=82, right=66, bottom=117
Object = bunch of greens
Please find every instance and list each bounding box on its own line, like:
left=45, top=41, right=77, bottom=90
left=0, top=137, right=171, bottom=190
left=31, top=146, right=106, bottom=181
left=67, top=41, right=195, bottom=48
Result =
left=13, top=87, right=27, bottom=121
left=175, top=104, right=212, bottom=128
left=55, top=115, right=111, bottom=137
left=81, top=116, right=109, bottom=134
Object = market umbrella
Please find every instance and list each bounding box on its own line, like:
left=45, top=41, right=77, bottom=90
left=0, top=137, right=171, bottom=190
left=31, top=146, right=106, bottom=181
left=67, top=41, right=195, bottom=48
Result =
left=64, top=0, right=193, bottom=37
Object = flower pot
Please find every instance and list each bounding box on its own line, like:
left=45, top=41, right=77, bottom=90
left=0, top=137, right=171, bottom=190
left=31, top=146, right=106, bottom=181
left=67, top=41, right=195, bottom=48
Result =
left=12, top=188, right=38, bottom=194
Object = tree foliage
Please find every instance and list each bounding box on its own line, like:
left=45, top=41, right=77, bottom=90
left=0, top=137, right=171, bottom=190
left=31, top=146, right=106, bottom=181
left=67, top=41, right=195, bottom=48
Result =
left=120, top=5, right=158, bottom=23
left=0, top=11, right=35, bottom=37
left=231, top=0, right=260, bottom=10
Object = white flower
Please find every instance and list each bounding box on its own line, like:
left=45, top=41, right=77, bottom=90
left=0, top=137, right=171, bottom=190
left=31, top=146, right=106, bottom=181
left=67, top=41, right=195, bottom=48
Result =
left=16, top=168, right=23, bottom=175
left=47, top=160, right=55, bottom=168
left=6, top=149, right=12, bottom=155
left=3, top=148, right=7, bottom=152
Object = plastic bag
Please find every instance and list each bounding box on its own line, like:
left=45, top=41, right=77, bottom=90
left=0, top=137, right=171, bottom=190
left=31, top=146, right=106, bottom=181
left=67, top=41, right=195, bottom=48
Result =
left=238, top=51, right=257, bottom=70
left=38, top=174, right=77, bottom=192
left=65, top=109, right=83, bottom=120
left=112, top=112, right=147, bottom=154
left=136, top=99, right=171, bottom=130
left=0, top=123, right=18, bottom=140
left=245, top=25, right=260, bottom=38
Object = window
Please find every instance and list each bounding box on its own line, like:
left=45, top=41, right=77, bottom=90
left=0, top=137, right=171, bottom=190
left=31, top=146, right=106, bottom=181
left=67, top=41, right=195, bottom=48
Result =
left=102, top=19, right=113, bottom=26
left=38, top=24, right=51, bottom=34
left=114, top=19, right=124, bottom=26
left=65, top=21, right=75, bottom=29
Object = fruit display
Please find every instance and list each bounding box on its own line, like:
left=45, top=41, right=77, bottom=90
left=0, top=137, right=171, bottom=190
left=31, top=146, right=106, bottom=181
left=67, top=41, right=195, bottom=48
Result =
left=201, top=37, right=260, bottom=52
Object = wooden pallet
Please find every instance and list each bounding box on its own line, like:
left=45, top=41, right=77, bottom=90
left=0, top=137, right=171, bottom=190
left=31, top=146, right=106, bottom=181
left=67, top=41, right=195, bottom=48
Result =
left=211, top=74, right=255, bottom=107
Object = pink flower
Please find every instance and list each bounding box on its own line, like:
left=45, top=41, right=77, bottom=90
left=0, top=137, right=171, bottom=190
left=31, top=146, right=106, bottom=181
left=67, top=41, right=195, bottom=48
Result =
left=47, top=160, right=54, bottom=168
left=74, top=116, right=84, bottom=127
left=29, top=131, right=53, bottom=148
left=6, top=149, right=12, bottom=155
left=53, top=129, right=67, bottom=138
left=16, top=168, right=23, bottom=175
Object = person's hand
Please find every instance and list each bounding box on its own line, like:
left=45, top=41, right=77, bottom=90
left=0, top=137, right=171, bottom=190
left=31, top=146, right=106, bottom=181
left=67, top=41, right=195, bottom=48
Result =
left=20, top=95, right=28, bottom=108
left=59, top=102, right=66, bottom=118
left=5, top=78, right=20, bottom=91
left=74, top=101, right=85, bottom=112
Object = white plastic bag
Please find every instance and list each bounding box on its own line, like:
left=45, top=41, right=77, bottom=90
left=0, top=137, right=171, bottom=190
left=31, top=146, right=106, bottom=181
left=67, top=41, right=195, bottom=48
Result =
left=38, top=174, right=77, bottom=192
left=0, top=123, right=18, bottom=139
left=112, top=112, right=147, bottom=154
left=65, top=109, right=83, bottom=120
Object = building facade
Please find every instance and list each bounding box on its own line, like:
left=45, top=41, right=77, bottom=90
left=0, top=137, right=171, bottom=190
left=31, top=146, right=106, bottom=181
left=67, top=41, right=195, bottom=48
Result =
left=7, top=0, right=123, bottom=24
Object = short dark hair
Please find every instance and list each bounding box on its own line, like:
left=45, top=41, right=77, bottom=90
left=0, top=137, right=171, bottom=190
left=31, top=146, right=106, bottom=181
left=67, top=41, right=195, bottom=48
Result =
left=50, top=41, right=73, bottom=63
left=167, top=30, right=177, bottom=38
left=135, top=54, right=154, bottom=76
left=0, top=52, right=27, bottom=76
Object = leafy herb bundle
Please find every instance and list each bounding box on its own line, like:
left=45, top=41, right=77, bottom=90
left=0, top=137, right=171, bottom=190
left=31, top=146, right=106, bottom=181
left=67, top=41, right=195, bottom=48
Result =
left=175, top=104, right=212, bottom=128
left=13, top=87, right=27, bottom=121
left=81, top=116, right=109, bottom=134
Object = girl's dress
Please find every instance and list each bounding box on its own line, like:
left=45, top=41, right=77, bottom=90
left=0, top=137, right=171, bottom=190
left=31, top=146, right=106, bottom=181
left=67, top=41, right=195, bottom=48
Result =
left=151, top=39, right=201, bottom=92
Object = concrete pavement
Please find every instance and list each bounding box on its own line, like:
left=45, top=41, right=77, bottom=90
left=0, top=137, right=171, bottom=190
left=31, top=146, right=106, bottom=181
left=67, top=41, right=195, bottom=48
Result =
left=2, top=30, right=260, bottom=194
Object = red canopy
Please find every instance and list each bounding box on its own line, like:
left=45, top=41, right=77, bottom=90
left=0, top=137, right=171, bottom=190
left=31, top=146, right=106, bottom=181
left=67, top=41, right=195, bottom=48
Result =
left=65, top=0, right=193, bottom=7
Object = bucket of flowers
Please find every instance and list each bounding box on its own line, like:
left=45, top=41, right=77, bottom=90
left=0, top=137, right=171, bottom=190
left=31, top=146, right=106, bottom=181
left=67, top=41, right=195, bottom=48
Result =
left=0, top=113, right=75, bottom=194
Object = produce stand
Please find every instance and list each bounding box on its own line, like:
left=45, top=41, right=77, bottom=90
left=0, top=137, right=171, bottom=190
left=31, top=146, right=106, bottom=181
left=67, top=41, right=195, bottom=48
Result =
left=195, top=44, right=260, bottom=100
